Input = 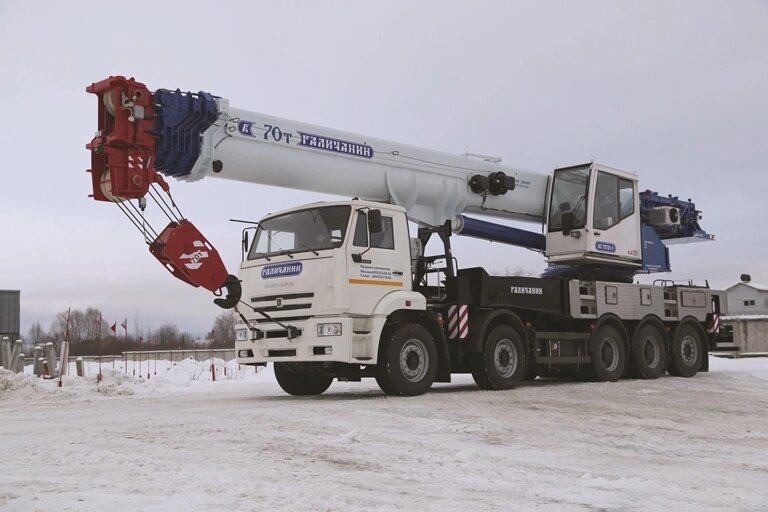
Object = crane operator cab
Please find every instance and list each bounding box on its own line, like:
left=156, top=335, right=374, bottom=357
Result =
left=545, top=163, right=641, bottom=269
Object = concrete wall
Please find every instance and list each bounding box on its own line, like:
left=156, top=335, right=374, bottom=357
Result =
left=726, top=317, right=768, bottom=353
left=727, top=283, right=768, bottom=316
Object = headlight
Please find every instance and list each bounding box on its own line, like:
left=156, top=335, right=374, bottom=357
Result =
left=317, top=323, right=342, bottom=337
left=235, top=329, right=248, bottom=341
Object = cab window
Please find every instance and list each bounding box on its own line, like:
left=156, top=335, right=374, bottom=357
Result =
left=593, top=172, right=619, bottom=230
left=353, top=212, right=395, bottom=249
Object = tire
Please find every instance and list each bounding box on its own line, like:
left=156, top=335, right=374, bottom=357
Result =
left=274, top=363, right=333, bottom=396
left=630, top=323, right=667, bottom=379
left=471, top=325, right=526, bottom=390
left=375, top=323, right=437, bottom=396
left=590, top=323, right=627, bottom=382
left=668, top=323, right=703, bottom=378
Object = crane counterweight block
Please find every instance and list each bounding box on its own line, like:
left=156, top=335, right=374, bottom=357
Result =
left=148, top=219, right=231, bottom=295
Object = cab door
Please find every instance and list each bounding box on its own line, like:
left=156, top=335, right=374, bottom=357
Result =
left=586, top=168, right=641, bottom=264
left=346, top=208, right=412, bottom=316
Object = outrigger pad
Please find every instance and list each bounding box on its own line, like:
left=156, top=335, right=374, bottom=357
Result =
left=149, top=219, right=229, bottom=293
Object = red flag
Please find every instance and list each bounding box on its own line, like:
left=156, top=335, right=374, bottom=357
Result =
left=121, top=318, right=128, bottom=331
left=110, top=322, right=116, bottom=334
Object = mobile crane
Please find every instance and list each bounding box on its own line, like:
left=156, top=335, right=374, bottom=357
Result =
left=86, top=76, right=726, bottom=396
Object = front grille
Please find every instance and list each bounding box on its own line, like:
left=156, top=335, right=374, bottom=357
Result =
left=251, top=292, right=314, bottom=303
left=269, top=349, right=296, bottom=357
left=256, top=303, right=311, bottom=313
left=254, top=315, right=311, bottom=324
left=250, top=292, right=314, bottom=319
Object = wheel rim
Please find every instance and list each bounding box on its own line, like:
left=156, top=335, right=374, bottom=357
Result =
left=600, top=337, right=620, bottom=372
left=494, top=338, right=519, bottom=378
left=680, top=335, right=698, bottom=367
left=400, top=338, right=428, bottom=382
left=642, top=336, right=661, bottom=368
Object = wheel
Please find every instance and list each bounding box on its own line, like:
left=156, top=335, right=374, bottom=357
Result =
left=590, top=323, right=627, bottom=382
left=375, top=323, right=437, bottom=396
left=668, top=323, right=703, bottom=378
left=274, top=363, right=333, bottom=396
left=472, top=325, right=526, bottom=390
left=630, top=323, right=667, bottom=379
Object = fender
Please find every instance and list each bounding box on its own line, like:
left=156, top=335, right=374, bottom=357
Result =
left=466, top=308, right=528, bottom=353
left=631, top=315, right=667, bottom=349
left=595, top=313, right=630, bottom=354
left=356, top=290, right=427, bottom=365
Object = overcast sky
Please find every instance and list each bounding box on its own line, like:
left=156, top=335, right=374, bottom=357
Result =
left=0, top=0, right=766, bottom=337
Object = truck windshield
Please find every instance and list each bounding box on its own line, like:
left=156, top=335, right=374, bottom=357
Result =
left=548, top=167, right=589, bottom=231
left=248, top=205, right=351, bottom=260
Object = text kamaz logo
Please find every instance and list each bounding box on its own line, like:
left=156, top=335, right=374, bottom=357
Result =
left=261, top=262, right=303, bottom=279
left=510, top=286, right=543, bottom=295
left=595, top=241, right=616, bottom=253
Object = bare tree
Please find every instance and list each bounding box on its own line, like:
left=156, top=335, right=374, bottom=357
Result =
left=27, top=321, right=47, bottom=344
left=491, top=266, right=535, bottom=277
left=153, top=323, right=180, bottom=347
left=210, top=311, right=236, bottom=347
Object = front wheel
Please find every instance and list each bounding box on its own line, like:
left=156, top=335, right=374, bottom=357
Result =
left=472, top=325, right=526, bottom=390
left=668, top=323, right=703, bottom=378
left=274, top=363, right=333, bottom=396
left=375, top=323, right=437, bottom=396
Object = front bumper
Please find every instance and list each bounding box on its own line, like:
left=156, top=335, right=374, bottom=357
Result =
left=235, top=316, right=358, bottom=364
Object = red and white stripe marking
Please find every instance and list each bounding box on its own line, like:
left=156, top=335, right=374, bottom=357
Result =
left=448, top=305, right=469, bottom=339
left=707, top=314, right=721, bottom=334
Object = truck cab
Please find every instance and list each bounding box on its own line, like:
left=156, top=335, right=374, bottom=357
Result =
left=545, top=163, right=642, bottom=269
left=235, top=199, right=425, bottom=369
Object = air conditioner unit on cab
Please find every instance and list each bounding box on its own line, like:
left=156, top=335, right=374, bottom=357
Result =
left=649, top=206, right=680, bottom=226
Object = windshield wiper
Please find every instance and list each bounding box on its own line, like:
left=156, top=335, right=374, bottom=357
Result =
left=278, top=250, right=295, bottom=259
left=301, top=244, right=320, bottom=256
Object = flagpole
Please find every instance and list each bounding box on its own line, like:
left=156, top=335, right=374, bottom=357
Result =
left=97, top=312, right=103, bottom=383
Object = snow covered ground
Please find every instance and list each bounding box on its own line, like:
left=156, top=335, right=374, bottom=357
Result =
left=1, top=357, right=767, bottom=512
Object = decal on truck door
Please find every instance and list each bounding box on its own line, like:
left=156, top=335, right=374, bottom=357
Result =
left=261, top=262, right=303, bottom=279
left=595, top=241, right=616, bottom=253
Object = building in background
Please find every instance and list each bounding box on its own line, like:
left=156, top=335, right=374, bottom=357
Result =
left=726, top=275, right=768, bottom=316
left=721, top=276, right=768, bottom=354
left=0, top=290, right=21, bottom=342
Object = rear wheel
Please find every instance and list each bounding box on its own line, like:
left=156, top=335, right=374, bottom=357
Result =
left=375, top=323, right=437, bottom=396
left=274, top=363, right=333, bottom=396
left=631, top=323, right=667, bottom=379
left=472, top=325, right=526, bottom=390
left=668, top=323, right=703, bottom=377
left=590, top=323, right=627, bottom=382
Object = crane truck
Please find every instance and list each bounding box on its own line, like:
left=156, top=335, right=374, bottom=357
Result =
left=85, top=76, right=726, bottom=396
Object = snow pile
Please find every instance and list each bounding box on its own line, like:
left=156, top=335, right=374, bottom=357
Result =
left=0, top=368, right=59, bottom=401
left=1, top=358, right=261, bottom=402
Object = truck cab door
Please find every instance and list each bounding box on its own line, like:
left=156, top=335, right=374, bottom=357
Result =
left=347, top=209, right=412, bottom=316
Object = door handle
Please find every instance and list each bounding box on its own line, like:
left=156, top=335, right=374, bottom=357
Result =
left=392, top=271, right=404, bottom=276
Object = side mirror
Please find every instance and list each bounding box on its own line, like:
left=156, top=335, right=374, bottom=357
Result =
left=368, top=209, right=383, bottom=234
left=242, top=230, right=250, bottom=256
left=561, top=211, right=574, bottom=236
